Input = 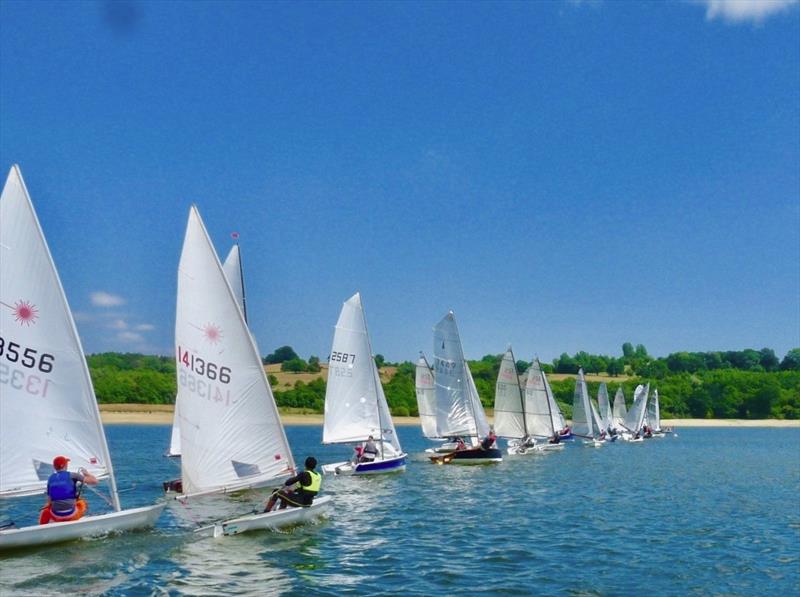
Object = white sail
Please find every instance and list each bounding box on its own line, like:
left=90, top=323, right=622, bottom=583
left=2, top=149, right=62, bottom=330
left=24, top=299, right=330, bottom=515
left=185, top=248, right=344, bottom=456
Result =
left=432, top=311, right=487, bottom=438
left=597, top=383, right=612, bottom=431
left=415, top=356, right=438, bottom=438
left=168, top=401, right=181, bottom=458
left=524, top=360, right=564, bottom=438
left=0, top=166, right=115, bottom=501
left=222, top=244, right=246, bottom=321
left=647, top=389, right=661, bottom=431
left=466, top=363, right=491, bottom=439
left=494, top=349, right=526, bottom=439
left=169, top=242, right=250, bottom=460
left=175, top=206, right=294, bottom=498
left=322, top=293, right=401, bottom=453
left=623, top=383, right=650, bottom=434
left=612, top=387, right=627, bottom=430
left=590, top=399, right=605, bottom=438
left=571, top=369, right=596, bottom=439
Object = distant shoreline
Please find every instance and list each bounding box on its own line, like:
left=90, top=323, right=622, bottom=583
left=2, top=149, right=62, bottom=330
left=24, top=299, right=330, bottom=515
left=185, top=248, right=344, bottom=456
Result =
left=97, top=404, right=800, bottom=428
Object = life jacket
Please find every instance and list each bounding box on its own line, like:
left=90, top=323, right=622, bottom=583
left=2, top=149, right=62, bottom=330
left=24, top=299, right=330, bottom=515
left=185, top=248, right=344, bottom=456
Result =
left=302, top=470, right=322, bottom=494
left=47, top=471, right=77, bottom=502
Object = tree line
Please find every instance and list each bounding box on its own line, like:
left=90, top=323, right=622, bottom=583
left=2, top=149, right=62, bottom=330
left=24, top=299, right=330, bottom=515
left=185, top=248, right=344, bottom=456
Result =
left=86, top=344, right=800, bottom=420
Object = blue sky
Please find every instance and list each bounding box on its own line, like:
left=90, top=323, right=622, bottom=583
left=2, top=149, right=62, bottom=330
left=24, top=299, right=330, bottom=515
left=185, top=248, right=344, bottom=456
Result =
left=1, top=0, right=798, bottom=363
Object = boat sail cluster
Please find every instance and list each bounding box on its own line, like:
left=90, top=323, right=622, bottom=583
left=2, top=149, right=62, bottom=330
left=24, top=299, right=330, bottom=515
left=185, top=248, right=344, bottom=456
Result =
left=0, top=164, right=671, bottom=550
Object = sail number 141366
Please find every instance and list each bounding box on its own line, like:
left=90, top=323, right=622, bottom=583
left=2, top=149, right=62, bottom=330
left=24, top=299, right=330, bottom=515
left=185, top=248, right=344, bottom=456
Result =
left=177, top=346, right=231, bottom=383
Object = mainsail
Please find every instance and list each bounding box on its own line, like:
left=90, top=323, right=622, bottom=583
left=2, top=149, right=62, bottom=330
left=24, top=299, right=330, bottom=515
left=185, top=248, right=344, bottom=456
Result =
left=221, top=244, right=246, bottom=322
left=175, top=206, right=294, bottom=498
left=415, top=355, right=439, bottom=438
left=524, top=359, right=564, bottom=438
left=597, top=383, right=612, bottom=431
left=169, top=242, right=249, bottom=459
left=623, top=383, right=650, bottom=434
left=322, top=293, right=401, bottom=454
left=432, top=311, right=489, bottom=439
left=646, top=388, right=661, bottom=431
left=0, top=166, right=116, bottom=503
left=571, top=369, right=598, bottom=439
left=612, top=387, right=628, bottom=430
left=494, top=348, right=526, bottom=439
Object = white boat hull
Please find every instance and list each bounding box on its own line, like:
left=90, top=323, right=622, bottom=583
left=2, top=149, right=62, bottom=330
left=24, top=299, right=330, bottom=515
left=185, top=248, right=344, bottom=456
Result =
left=196, top=495, right=332, bottom=538
left=0, top=503, right=165, bottom=551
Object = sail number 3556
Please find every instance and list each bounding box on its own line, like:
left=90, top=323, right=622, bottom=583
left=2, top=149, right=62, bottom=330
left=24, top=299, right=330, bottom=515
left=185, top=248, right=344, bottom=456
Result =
left=0, top=336, right=54, bottom=372
left=177, top=346, right=231, bottom=383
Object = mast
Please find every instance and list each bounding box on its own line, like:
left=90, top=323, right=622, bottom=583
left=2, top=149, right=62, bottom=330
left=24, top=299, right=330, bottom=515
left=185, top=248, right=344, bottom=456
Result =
left=508, top=346, right=527, bottom=438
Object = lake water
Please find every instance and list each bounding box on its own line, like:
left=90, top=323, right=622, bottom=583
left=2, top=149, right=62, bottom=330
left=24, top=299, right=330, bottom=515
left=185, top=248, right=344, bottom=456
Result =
left=1, top=426, right=798, bottom=595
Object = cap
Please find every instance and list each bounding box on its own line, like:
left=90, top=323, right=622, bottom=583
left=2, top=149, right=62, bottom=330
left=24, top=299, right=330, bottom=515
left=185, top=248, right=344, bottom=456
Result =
left=53, top=455, right=70, bottom=469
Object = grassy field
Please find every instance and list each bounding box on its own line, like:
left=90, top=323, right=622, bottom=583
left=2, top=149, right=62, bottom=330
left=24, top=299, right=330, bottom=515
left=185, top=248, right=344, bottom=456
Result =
left=266, top=363, right=628, bottom=389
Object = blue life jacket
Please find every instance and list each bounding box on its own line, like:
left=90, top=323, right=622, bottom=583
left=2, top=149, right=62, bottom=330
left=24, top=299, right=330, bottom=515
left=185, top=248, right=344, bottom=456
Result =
left=47, top=471, right=77, bottom=501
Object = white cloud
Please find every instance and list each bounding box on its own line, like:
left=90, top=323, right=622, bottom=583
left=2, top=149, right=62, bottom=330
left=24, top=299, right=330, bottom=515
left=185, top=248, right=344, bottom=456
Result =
left=109, top=319, right=129, bottom=330
left=135, top=323, right=155, bottom=331
left=698, top=0, right=798, bottom=23
left=72, top=311, right=93, bottom=322
left=90, top=291, right=125, bottom=307
left=117, top=331, right=144, bottom=343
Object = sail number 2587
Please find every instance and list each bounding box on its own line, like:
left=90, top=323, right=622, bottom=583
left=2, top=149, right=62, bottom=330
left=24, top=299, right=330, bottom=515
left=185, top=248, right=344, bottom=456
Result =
left=177, top=346, right=231, bottom=383
left=330, top=351, right=356, bottom=364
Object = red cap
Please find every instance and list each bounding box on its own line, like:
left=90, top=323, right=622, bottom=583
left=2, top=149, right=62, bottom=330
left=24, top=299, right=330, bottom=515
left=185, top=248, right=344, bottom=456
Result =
left=53, top=455, right=70, bottom=469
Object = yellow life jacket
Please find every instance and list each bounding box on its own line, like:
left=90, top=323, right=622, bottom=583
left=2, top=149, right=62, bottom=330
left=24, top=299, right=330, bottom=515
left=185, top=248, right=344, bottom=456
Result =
left=303, top=470, right=322, bottom=494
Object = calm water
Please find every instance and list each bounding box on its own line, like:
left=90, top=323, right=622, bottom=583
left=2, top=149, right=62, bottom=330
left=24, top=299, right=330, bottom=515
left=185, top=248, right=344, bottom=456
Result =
left=1, top=426, right=798, bottom=596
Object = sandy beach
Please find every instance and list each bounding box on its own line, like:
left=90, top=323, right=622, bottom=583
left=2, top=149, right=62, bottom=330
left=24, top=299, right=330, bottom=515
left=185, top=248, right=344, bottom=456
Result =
left=98, top=404, right=799, bottom=428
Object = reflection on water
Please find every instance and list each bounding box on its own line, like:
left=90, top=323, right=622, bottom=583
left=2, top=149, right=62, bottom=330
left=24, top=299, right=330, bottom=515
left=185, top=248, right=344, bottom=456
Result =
left=0, top=425, right=798, bottom=595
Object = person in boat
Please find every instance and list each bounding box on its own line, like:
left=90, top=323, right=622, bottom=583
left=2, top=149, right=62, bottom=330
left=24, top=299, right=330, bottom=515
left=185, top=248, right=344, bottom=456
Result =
left=455, top=436, right=467, bottom=450
left=351, top=444, right=364, bottom=464
left=39, top=455, right=98, bottom=525
left=480, top=428, right=497, bottom=450
left=264, top=456, right=322, bottom=512
left=549, top=432, right=561, bottom=444
left=559, top=425, right=571, bottom=436
left=359, top=435, right=379, bottom=462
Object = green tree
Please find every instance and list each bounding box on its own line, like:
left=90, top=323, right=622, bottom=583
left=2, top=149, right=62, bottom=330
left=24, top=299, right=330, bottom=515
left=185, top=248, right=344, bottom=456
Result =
left=622, top=342, right=634, bottom=359
left=263, top=345, right=300, bottom=364
left=307, top=355, right=321, bottom=373
left=374, top=354, right=385, bottom=369
left=780, top=349, right=800, bottom=371
left=281, top=358, right=308, bottom=372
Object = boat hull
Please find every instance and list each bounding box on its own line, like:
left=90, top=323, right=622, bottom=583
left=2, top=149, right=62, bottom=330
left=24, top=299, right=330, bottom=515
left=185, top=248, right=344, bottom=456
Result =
left=0, top=503, right=165, bottom=551
left=322, top=454, right=407, bottom=476
left=429, top=447, right=503, bottom=465
left=197, top=495, right=333, bottom=537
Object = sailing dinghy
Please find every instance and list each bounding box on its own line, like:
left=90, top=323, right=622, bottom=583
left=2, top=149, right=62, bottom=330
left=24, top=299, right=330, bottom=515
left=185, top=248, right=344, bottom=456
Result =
left=515, top=359, right=568, bottom=451
left=572, top=369, right=605, bottom=447
left=494, top=348, right=547, bottom=455
left=646, top=389, right=665, bottom=437
left=174, top=206, right=330, bottom=534
left=621, top=383, right=650, bottom=442
left=611, top=386, right=628, bottom=434
left=320, top=293, right=407, bottom=475
left=0, top=165, right=164, bottom=550
left=427, top=312, right=502, bottom=465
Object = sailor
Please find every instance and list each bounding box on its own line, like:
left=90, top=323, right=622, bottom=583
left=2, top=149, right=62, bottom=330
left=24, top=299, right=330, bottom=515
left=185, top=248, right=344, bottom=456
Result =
left=39, top=455, right=98, bottom=525
left=480, top=427, right=497, bottom=450
left=264, top=456, right=322, bottom=511
left=360, top=435, right=379, bottom=462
